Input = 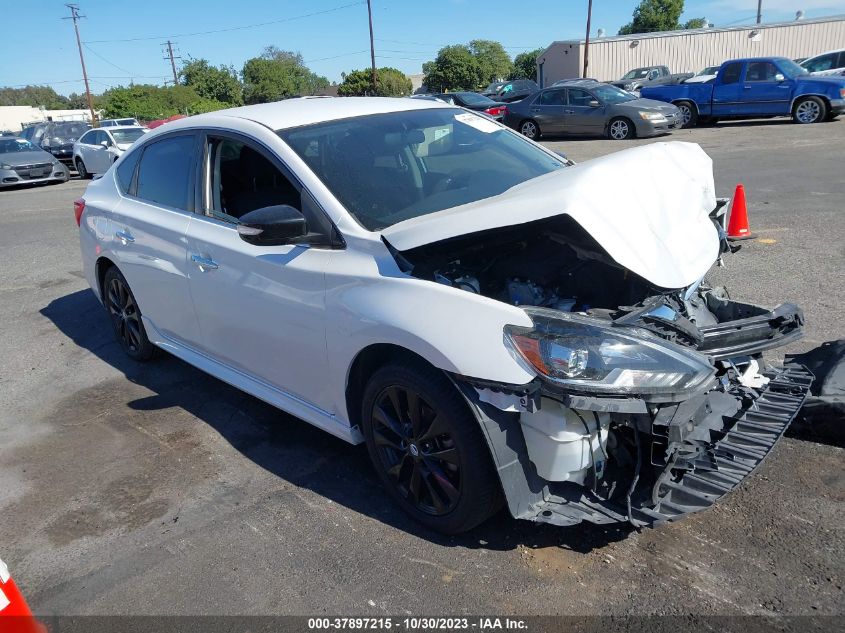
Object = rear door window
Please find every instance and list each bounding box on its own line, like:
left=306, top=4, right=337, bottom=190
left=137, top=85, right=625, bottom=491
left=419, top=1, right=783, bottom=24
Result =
left=116, top=148, right=141, bottom=194
left=539, top=89, right=565, bottom=105
left=135, top=135, right=196, bottom=210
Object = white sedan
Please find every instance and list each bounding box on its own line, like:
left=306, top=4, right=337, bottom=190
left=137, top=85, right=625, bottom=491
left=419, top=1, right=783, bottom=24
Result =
left=73, top=125, right=147, bottom=178
left=75, top=97, right=810, bottom=534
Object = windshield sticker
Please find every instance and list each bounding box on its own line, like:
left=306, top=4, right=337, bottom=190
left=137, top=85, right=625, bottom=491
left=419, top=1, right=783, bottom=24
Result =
left=455, top=112, right=500, bottom=133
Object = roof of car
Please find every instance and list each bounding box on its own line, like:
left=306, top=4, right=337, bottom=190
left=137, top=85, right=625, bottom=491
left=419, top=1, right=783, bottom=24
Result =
left=101, top=125, right=146, bottom=132
left=179, top=97, right=448, bottom=131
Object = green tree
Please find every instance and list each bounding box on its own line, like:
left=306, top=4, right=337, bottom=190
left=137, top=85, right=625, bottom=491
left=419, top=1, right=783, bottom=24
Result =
left=0, top=86, right=69, bottom=109
left=509, top=48, right=544, bottom=81
left=180, top=58, right=243, bottom=105
left=242, top=48, right=329, bottom=103
left=468, top=40, right=513, bottom=84
left=683, top=17, right=708, bottom=29
left=422, top=45, right=483, bottom=92
left=337, top=67, right=412, bottom=96
left=618, top=0, right=685, bottom=34
left=99, top=84, right=227, bottom=119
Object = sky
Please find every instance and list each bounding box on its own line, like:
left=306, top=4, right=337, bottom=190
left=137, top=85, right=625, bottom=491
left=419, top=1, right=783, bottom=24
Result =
left=2, top=0, right=844, bottom=96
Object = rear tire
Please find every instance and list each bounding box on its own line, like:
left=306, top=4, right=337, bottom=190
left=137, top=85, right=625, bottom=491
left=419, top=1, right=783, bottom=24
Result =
left=103, top=267, right=156, bottom=362
left=518, top=119, right=541, bottom=140
left=361, top=361, right=502, bottom=534
left=75, top=158, right=90, bottom=179
left=608, top=117, right=635, bottom=140
left=676, top=101, right=698, bottom=128
left=792, top=96, right=827, bottom=124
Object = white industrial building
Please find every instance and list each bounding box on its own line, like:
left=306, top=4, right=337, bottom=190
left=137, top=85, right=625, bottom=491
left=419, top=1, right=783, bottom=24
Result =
left=0, top=106, right=96, bottom=133
left=537, top=14, right=845, bottom=87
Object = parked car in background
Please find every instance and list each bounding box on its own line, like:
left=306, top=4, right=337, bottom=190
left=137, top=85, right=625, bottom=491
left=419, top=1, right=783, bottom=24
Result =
left=641, top=57, right=845, bottom=127
left=422, top=92, right=508, bottom=120
left=73, top=126, right=148, bottom=178
left=482, top=79, right=539, bottom=103
left=99, top=117, right=142, bottom=127
left=609, top=66, right=693, bottom=93
left=18, top=121, right=91, bottom=168
left=504, top=80, right=681, bottom=140
left=684, top=66, right=721, bottom=83
left=800, top=49, right=845, bottom=76
left=76, top=97, right=810, bottom=534
left=0, top=136, right=69, bottom=188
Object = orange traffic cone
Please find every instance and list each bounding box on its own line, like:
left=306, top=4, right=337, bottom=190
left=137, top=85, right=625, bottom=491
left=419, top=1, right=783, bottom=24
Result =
left=727, top=183, right=754, bottom=241
left=1, top=558, right=43, bottom=633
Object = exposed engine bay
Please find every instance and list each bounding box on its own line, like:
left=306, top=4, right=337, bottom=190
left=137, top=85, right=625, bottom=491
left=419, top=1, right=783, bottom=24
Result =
left=395, top=212, right=810, bottom=528
left=399, top=214, right=803, bottom=360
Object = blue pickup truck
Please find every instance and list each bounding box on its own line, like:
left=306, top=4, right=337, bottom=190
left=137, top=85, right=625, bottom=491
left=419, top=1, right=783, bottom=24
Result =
left=640, top=57, right=845, bottom=127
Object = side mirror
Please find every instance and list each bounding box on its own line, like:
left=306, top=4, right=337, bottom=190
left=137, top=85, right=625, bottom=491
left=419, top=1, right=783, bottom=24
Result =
left=588, top=99, right=600, bottom=107
left=237, top=204, right=307, bottom=246
left=99, top=140, right=110, bottom=148
left=774, top=73, right=785, bottom=82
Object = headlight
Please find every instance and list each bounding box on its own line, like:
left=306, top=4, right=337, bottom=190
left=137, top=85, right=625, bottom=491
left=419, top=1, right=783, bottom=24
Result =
left=0, top=163, right=12, bottom=170
left=639, top=111, right=667, bottom=122
left=504, top=308, right=714, bottom=396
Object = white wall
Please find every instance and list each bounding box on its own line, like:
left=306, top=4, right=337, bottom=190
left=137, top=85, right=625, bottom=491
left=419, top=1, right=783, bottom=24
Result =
left=0, top=107, right=96, bottom=132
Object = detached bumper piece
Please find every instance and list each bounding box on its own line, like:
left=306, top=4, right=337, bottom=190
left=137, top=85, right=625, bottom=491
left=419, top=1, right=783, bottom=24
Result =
left=468, top=364, right=812, bottom=529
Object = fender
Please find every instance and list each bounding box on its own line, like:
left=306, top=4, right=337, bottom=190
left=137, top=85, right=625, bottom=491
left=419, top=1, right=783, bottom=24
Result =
left=322, top=236, right=536, bottom=425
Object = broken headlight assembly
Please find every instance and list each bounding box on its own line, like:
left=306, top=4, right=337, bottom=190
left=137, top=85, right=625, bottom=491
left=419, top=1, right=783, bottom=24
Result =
left=504, top=308, right=715, bottom=397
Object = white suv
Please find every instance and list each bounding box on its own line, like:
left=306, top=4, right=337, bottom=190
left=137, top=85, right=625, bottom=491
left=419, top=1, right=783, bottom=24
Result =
left=76, top=97, right=810, bottom=534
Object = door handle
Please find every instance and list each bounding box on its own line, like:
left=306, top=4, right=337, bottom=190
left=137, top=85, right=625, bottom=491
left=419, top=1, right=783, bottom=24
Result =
left=190, top=253, right=219, bottom=271
left=530, top=108, right=540, bottom=113
left=564, top=109, right=574, bottom=114
left=115, top=229, right=134, bottom=244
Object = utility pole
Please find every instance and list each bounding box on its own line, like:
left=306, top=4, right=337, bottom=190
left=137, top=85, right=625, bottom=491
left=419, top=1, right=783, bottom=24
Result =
left=366, top=0, right=377, bottom=94
left=756, top=0, right=763, bottom=23
left=64, top=4, right=96, bottom=125
left=583, top=0, right=593, bottom=78
left=163, top=40, right=180, bottom=85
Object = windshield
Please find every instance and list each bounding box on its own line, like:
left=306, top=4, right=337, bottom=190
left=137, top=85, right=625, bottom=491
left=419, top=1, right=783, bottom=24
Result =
left=110, top=128, right=146, bottom=144
left=591, top=84, right=636, bottom=104
left=699, top=66, right=719, bottom=75
left=49, top=122, right=90, bottom=139
left=0, top=138, right=37, bottom=153
left=456, top=92, right=497, bottom=106
left=483, top=82, right=505, bottom=93
left=778, top=58, right=809, bottom=78
left=622, top=68, right=651, bottom=80
left=279, top=108, right=566, bottom=231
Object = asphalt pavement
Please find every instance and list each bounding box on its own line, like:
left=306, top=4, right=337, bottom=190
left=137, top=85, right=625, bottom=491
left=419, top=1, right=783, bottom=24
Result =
left=0, top=118, right=842, bottom=618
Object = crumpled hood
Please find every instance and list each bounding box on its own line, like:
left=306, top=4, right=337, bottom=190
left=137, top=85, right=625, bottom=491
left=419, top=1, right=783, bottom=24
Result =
left=382, top=141, right=719, bottom=289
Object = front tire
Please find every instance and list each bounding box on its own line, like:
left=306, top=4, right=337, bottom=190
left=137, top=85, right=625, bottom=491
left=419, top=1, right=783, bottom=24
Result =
left=608, top=117, right=635, bottom=140
left=518, top=119, right=541, bottom=140
left=793, top=96, right=827, bottom=124
left=103, top=267, right=156, bottom=361
left=75, top=158, right=90, bottom=179
left=676, top=101, right=698, bottom=128
left=361, top=361, right=502, bottom=534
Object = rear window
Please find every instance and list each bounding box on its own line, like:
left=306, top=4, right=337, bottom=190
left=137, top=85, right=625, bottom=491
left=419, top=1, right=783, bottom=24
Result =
left=135, top=135, right=195, bottom=209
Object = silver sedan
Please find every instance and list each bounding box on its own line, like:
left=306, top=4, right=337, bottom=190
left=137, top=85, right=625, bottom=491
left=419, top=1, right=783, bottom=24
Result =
left=0, top=137, right=69, bottom=188
left=503, top=80, right=683, bottom=140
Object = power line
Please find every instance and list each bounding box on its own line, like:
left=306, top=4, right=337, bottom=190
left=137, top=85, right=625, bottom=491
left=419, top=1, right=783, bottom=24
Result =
left=83, top=42, right=138, bottom=76
left=305, top=50, right=369, bottom=63
left=83, top=1, right=364, bottom=44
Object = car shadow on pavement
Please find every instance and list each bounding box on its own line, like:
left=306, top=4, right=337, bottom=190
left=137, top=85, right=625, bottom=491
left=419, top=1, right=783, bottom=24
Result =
left=42, top=288, right=635, bottom=553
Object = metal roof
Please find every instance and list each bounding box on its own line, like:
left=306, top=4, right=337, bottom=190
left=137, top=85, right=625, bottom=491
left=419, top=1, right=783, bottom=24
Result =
left=545, top=13, right=845, bottom=48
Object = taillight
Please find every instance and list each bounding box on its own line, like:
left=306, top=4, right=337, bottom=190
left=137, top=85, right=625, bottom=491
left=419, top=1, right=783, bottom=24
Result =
left=485, top=105, right=507, bottom=116
left=74, top=198, right=85, bottom=226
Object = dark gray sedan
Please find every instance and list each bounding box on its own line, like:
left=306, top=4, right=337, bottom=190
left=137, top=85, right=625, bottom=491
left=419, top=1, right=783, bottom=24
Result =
left=503, top=81, right=682, bottom=140
left=0, top=137, right=70, bottom=188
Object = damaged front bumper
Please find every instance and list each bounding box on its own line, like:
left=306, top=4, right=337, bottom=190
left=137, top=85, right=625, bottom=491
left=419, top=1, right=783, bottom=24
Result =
left=458, top=363, right=812, bottom=528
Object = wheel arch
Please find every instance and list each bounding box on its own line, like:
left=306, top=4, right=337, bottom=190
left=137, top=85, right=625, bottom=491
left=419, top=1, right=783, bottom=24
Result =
left=345, top=343, right=449, bottom=432
left=790, top=93, right=831, bottom=112
left=95, top=255, right=118, bottom=301
left=672, top=98, right=699, bottom=114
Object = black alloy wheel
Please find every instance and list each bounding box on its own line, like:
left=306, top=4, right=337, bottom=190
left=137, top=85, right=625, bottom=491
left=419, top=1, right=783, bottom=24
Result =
left=362, top=362, right=502, bottom=534
left=372, top=385, right=461, bottom=516
left=103, top=267, right=156, bottom=361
